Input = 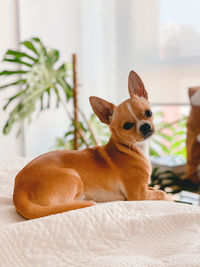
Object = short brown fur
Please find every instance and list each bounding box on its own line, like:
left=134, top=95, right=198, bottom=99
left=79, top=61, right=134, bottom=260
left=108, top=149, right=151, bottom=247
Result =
left=13, top=70, right=171, bottom=219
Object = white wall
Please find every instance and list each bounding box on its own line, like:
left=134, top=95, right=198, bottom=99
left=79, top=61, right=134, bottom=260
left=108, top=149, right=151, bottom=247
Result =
left=79, top=0, right=117, bottom=110
left=0, top=0, right=24, bottom=158
left=19, top=0, right=81, bottom=156
left=19, top=0, right=118, bottom=157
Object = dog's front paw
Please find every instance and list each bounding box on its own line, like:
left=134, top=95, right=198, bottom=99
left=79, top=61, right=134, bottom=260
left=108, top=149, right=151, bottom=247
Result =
left=158, top=190, right=173, bottom=201
left=90, top=201, right=97, bottom=205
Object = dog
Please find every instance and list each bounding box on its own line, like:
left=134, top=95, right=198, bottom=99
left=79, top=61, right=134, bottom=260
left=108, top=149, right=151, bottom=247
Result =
left=13, top=70, right=172, bottom=219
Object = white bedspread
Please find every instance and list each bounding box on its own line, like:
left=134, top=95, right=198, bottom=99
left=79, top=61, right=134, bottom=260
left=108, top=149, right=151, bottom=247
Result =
left=0, top=157, right=200, bottom=267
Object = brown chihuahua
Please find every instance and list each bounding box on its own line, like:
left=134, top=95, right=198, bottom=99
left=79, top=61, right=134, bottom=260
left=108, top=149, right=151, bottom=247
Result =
left=13, top=70, right=172, bottom=219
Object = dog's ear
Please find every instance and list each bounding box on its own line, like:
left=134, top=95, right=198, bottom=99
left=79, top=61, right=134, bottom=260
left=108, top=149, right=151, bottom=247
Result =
left=128, top=70, right=148, bottom=100
left=89, top=96, right=115, bottom=124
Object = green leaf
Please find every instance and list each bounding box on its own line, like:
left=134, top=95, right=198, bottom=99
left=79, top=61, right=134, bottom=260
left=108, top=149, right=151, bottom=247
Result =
left=52, top=85, right=62, bottom=108
left=171, top=139, right=185, bottom=150
left=157, top=132, right=173, bottom=141
left=58, top=63, right=73, bottom=74
left=175, top=148, right=186, bottom=157
left=3, top=99, right=35, bottom=134
left=65, top=131, right=74, bottom=137
left=46, top=88, right=51, bottom=108
left=149, top=147, right=160, bottom=157
left=31, top=37, right=47, bottom=56
left=174, top=131, right=186, bottom=136
left=3, top=58, right=32, bottom=67
left=158, top=122, right=176, bottom=132
left=151, top=139, right=170, bottom=153
left=21, top=40, right=38, bottom=55
left=3, top=88, right=27, bottom=110
left=0, top=70, right=28, bottom=76
left=46, top=49, right=59, bottom=66
left=32, top=37, right=41, bottom=42
left=0, top=79, right=26, bottom=90
left=5, top=50, right=37, bottom=62
left=40, top=94, right=44, bottom=111
left=56, top=76, right=73, bottom=100
left=79, top=121, right=87, bottom=132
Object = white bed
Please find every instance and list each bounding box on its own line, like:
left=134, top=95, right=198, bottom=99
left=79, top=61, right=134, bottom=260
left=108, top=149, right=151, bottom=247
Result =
left=0, top=157, right=200, bottom=267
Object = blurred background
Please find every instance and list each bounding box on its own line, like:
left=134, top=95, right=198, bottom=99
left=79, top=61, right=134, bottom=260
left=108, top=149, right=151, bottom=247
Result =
left=1, top=0, right=200, bottom=160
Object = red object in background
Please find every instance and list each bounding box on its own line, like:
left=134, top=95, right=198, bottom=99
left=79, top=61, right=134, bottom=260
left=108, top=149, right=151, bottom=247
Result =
left=185, top=87, right=200, bottom=184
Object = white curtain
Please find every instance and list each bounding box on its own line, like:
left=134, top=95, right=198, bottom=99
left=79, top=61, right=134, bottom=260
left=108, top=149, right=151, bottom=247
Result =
left=78, top=0, right=200, bottom=105
left=0, top=0, right=24, bottom=158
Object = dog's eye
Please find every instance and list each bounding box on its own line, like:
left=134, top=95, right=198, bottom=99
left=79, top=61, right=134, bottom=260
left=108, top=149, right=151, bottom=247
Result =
left=123, top=122, right=134, bottom=130
left=145, top=110, right=152, bottom=118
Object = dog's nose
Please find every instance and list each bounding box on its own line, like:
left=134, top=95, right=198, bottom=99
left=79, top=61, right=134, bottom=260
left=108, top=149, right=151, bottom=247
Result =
left=139, top=123, right=151, bottom=136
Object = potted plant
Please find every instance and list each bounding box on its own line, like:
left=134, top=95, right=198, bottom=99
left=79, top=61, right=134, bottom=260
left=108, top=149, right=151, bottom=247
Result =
left=0, top=37, right=106, bottom=149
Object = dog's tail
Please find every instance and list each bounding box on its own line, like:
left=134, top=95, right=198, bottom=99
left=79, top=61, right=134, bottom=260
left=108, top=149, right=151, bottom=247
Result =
left=13, top=191, right=95, bottom=220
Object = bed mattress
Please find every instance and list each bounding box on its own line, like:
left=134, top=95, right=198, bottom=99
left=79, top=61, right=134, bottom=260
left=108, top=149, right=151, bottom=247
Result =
left=0, top=157, right=200, bottom=266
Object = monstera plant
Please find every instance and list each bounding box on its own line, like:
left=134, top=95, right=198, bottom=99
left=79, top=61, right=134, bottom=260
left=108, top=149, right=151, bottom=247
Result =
left=0, top=37, right=108, bottom=148
left=0, top=37, right=73, bottom=135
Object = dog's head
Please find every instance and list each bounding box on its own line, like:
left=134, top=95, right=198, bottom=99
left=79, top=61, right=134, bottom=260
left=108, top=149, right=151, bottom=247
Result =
left=89, top=70, right=155, bottom=146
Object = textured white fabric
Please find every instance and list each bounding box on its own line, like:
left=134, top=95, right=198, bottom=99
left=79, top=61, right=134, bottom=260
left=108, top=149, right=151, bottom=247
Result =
left=0, top=157, right=200, bottom=267
left=0, top=157, right=31, bottom=225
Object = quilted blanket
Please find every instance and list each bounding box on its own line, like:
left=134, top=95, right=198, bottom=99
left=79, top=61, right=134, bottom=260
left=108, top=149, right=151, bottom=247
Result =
left=0, top=157, right=200, bottom=267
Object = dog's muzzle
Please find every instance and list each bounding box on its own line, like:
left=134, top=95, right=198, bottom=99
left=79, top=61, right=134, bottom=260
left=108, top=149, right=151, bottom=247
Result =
left=139, top=123, right=153, bottom=138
